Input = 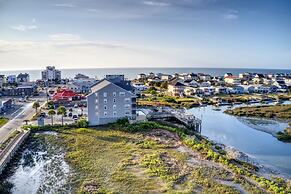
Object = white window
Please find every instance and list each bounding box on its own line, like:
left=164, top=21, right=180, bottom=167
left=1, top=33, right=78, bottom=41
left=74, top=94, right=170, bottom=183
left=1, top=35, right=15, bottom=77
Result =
left=113, top=98, right=116, bottom=103
left=104, top=105, right=107, bottom=110
left=95, top=105, right=98, bottom=110
left=113, top=111, right=117, bottom=116
left=95, top=99, right=98, bottom=103
left=113, top=105, right=116, bottom=110
left=103, top=92, right=107, bottom=97
left=104, top=99, right=107, bottom=103
left=125, top=98, right=130, bottom=103
left=113, top=92, right=116, bottom=97
left=119, top=92, right=125, bottom=96
left=124, top=104, right=130, bottom=109
left=95, top=93, right=98, bottom=97
left=104, top=112, right=107, bottom=116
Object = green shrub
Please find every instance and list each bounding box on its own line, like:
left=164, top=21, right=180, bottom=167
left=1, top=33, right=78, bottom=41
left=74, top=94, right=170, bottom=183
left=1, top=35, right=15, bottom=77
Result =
left=77, top=119, right=89, bottom=128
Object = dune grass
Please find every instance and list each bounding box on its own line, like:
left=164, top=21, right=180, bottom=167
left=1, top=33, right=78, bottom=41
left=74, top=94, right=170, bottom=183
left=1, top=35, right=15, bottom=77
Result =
left=59, top=126, right=248, bottom=193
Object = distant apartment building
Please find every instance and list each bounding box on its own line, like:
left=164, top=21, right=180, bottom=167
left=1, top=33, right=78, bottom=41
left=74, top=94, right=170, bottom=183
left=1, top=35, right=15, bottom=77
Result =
left=41, top=66, right=61, bottom=84
left=6, top=75, right=17, bottom=84
left=17, top=73, right=30, bottom=83
left=87, top=75, right=137, bottom=126
left=0, top=75, right=4, bottom=89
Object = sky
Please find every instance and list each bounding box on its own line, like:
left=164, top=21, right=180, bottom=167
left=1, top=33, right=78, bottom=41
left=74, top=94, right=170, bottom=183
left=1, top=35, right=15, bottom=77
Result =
left=0, top=0, right=290, bottom=70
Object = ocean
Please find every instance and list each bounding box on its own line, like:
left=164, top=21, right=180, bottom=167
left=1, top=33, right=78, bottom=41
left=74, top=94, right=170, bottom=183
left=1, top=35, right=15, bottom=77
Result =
left=0, top=67, right=290, bottom=81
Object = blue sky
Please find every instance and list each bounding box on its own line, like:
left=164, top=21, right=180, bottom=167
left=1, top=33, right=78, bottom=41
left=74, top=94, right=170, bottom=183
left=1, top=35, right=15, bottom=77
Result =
left=0, top=0, right=290, bottom=70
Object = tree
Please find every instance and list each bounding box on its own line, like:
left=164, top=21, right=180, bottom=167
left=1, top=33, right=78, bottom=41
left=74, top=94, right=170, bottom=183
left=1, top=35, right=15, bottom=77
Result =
left=57, top=106, right=67, bottom=126
left=48, top=109, right=56, bottom=125
left=33, top=101, right=40, bottom=113
left=161, top=82, right=168, bottom=90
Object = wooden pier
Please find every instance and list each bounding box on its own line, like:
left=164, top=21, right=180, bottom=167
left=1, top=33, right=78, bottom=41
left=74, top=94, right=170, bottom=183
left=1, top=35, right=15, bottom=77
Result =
left=146, top=108, right=202, bottom=133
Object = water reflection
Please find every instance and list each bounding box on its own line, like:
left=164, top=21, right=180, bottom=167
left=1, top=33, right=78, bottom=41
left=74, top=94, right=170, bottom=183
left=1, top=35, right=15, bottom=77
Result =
left=188, top=105, right=291, bottom=176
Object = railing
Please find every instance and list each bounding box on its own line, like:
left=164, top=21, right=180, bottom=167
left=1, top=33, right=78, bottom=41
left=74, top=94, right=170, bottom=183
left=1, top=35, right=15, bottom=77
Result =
left=0, top=130, right=30, bottom=175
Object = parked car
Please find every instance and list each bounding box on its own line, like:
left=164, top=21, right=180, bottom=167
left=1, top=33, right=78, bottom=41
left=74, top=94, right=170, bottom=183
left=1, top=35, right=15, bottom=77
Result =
left=40, top=112, right=46, bottom=117
left=73, top=115, right=78, bottom=121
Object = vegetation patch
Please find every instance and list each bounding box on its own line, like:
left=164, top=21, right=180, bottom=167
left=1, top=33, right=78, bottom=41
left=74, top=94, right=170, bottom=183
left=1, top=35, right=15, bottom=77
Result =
left=225, top=104, right=291, bottom=120
left=0, top=117, right=8, bottom=127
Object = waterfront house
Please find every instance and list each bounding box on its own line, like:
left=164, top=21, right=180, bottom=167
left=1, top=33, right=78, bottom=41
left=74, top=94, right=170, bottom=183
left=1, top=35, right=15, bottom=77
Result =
left=253, top=74, right=265, bottom=84
left=224, top=76, right=241, bottom=85
left=214, top=86, right=227, bottom=94
left=200, top=81, right=211, bottom=87
left=168, top=79, right=185, bottom=97
left=133, top=83, right=148, bottom=91
left=161, top=74, right=172, bottom=81
left=184, top=80, right=199, bottom=87
left=227, top=86, right=244, bottom=94
left=137, top=73, right=147, bottom=80
left=87, top=75, right=137, bottom=126
left=17, top=73, right=30, bottom=84
left=242, top=85, right=255, bottom=94
left=224, top=73, right=233, bottom=77
left=198, top=73, right=211, bottom=81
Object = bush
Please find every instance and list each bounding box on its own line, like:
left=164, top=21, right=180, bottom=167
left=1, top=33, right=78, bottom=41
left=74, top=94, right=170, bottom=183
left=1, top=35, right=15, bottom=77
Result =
left=116, top=118, right=129, bottom=126
left=77, top=119, right=89, bottom=128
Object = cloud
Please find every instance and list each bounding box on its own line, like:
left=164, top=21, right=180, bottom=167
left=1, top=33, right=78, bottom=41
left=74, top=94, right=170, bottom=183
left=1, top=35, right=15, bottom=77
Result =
left=53, top=3, right=76, bottom=8
left=49, top=33, right=81, bottom=41
left=11, top=24, right=38, bottom=31
left=224, top=10, right=239, bottom=20
left=143, top=1, right=171, bottom=7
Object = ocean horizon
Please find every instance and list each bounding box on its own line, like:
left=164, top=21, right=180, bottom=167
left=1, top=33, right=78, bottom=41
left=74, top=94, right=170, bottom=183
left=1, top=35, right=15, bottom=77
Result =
left=1, top=67, right=290, bottom=81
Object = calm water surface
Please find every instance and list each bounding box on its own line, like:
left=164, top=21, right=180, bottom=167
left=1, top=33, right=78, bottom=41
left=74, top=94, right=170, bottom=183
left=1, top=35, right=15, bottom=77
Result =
left=188, top=105, right=291, bottom=176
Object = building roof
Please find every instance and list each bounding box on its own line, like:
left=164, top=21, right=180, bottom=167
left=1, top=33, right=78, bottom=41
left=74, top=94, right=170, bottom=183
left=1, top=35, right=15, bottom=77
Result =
left=169, top=78, right=185, bottom=87
left=224, top=76, right=240, bottom=79
left=17, top=73, right=29, bottom=79
left=88, top=79, right=135, bottom=97
left=53, top=89, right=80, bottom=101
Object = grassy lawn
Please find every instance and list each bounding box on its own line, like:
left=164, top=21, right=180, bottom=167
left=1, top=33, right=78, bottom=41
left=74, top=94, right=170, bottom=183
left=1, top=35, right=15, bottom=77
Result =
left=0, top=117, right=8, bottom=127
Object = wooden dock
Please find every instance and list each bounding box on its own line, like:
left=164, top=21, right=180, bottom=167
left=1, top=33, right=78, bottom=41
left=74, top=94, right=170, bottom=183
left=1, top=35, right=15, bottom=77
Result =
left=146, top=108, right=202, bottom=133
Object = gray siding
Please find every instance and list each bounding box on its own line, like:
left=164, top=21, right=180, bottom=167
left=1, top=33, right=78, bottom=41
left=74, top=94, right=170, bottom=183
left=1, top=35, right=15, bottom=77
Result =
left=87, top=82, right=136, bottom=126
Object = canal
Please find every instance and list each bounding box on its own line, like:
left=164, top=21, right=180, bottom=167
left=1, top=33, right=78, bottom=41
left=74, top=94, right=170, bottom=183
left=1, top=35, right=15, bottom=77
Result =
left=188, top=105, right=291, bottom=176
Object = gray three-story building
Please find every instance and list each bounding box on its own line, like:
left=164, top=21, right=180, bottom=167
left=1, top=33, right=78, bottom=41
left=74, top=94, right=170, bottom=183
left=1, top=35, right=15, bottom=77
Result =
left=87, top=75, right=136, bottom=126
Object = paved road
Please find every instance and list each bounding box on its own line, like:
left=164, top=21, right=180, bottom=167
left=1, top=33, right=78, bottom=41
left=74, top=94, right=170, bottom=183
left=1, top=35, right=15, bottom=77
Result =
left=0, top=98, right=46, bottom=144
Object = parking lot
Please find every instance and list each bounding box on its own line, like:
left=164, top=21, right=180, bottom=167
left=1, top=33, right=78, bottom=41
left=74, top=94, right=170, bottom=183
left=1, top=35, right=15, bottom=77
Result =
left=39, top=104, right=88, bottom=126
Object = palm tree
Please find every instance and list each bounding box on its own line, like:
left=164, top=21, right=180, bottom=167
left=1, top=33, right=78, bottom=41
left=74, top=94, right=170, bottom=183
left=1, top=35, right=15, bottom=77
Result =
left=33, top=101, right=40, bottom=113
left=48, top=109, right=56, bottom=125
left=57, top=106, right=67, bottom=126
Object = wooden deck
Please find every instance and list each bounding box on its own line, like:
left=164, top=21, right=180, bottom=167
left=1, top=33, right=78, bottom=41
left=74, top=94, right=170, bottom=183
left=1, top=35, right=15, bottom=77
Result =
left=146, top=108, right=202, bottom=133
